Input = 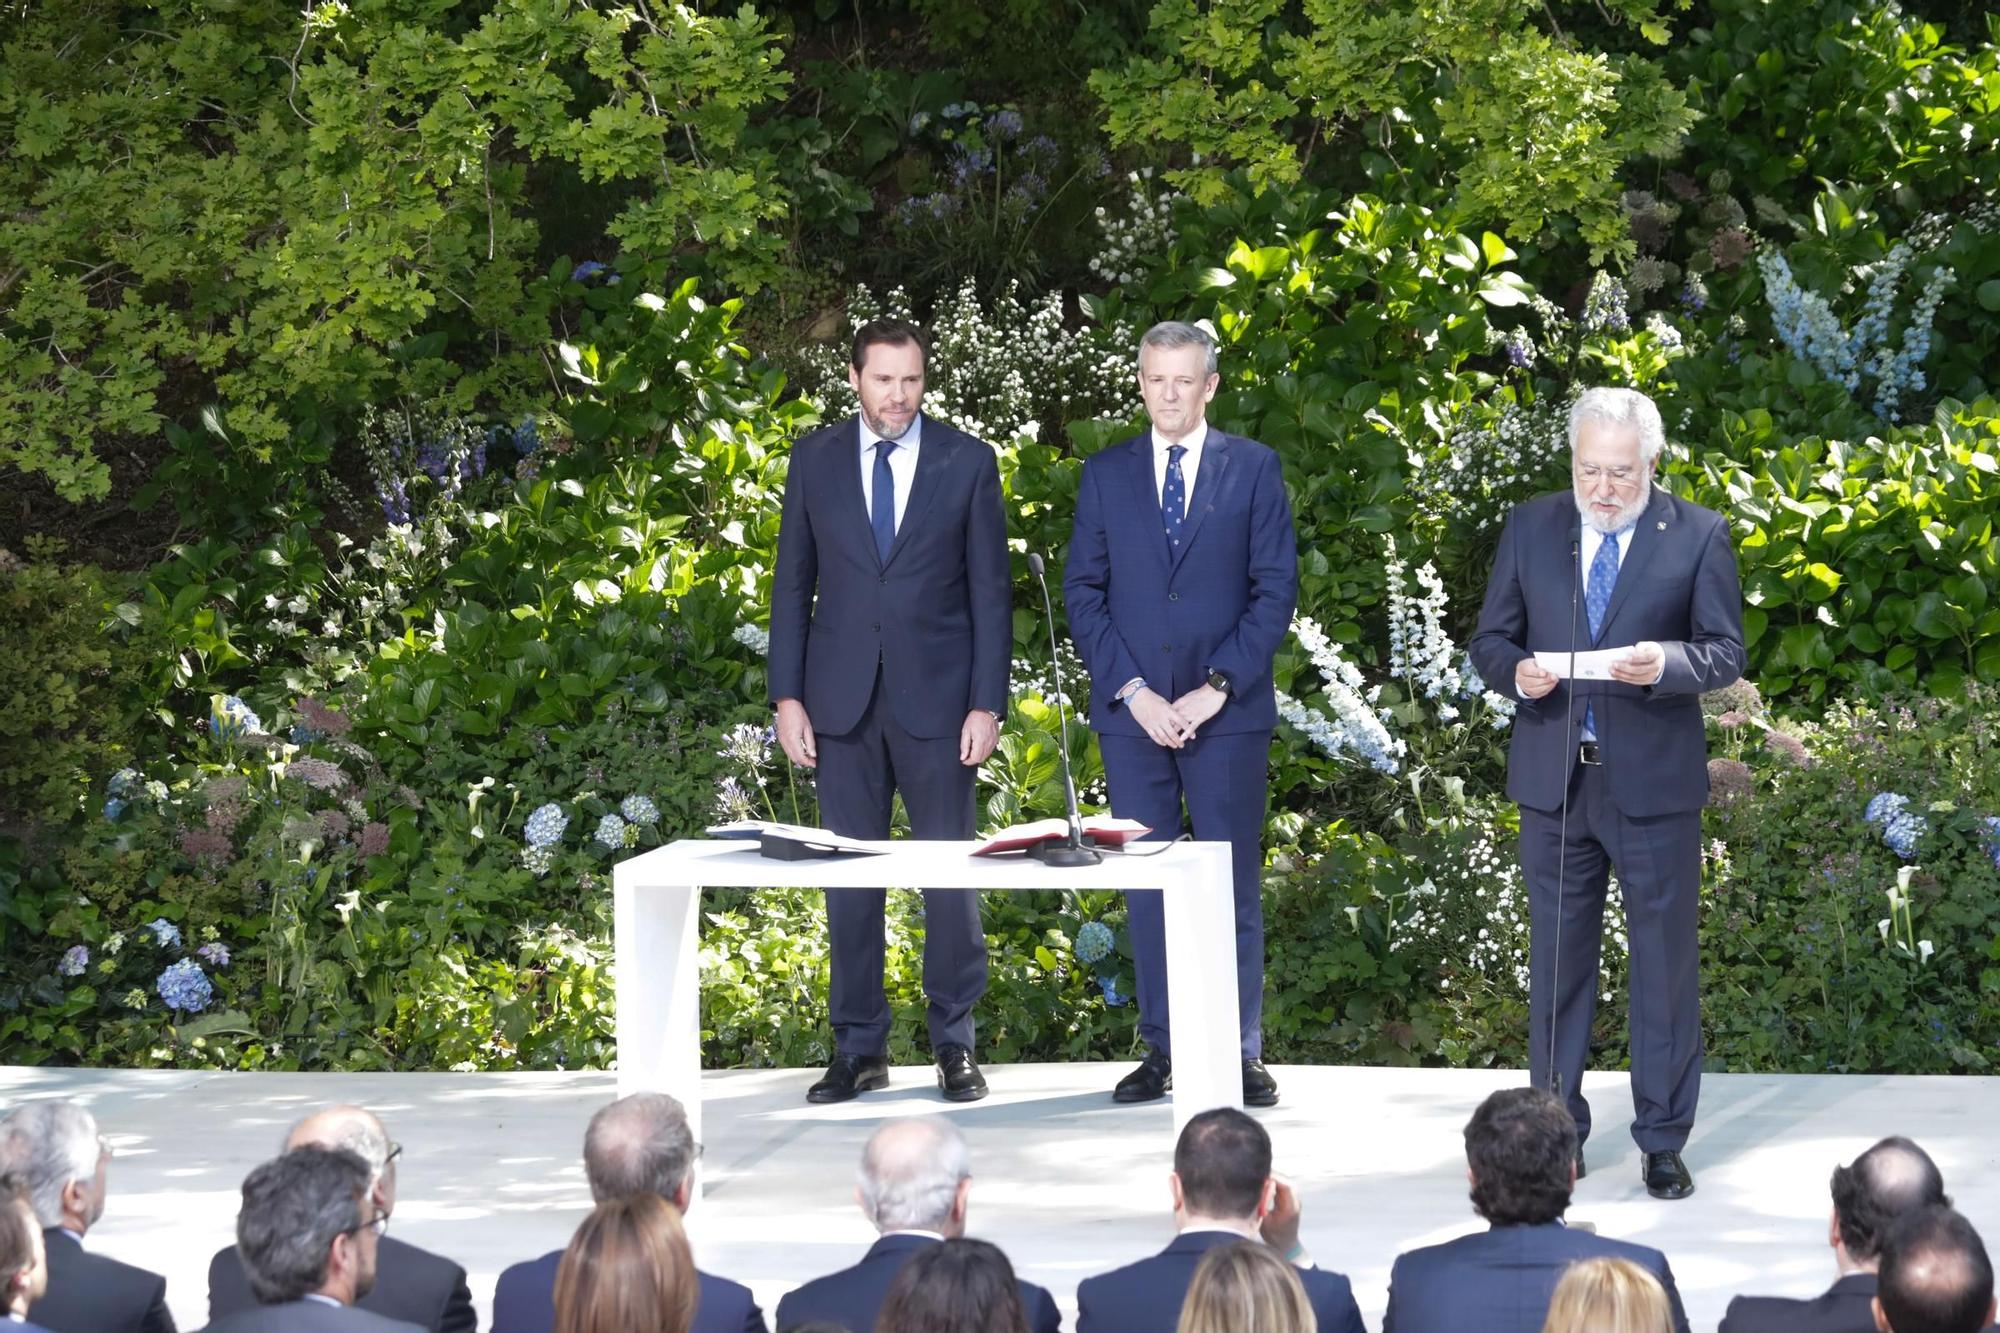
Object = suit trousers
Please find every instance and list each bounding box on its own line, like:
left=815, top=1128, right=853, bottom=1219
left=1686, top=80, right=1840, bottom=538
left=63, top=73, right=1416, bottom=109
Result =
left=814, top=668, right=986, bottom=1056
left=1520, top=760, right=1703, bottom=1152
left=1100, top=729, right=1271, bottom=1060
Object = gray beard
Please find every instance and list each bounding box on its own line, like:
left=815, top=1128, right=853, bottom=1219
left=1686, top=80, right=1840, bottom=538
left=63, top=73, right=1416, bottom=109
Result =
left=1574, top=479, right=1651, bottom=534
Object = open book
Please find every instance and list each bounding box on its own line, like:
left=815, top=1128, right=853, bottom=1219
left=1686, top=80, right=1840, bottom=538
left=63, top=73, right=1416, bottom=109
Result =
left=973, top=816, right=1151, bottom=856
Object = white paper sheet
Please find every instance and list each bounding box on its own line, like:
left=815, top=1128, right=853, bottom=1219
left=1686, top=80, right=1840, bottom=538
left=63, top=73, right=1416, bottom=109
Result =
left=1533, top=647, right=1637, bottom=680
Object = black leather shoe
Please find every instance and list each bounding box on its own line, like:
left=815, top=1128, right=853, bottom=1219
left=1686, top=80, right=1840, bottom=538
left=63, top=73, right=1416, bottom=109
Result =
left=1643, top=1150, right=1694, bottom=1200
left=1112, top=1049, right=1172, bottom=1103
left=935, top=1045, right=988, bottom=1102
left=1242, top=1059, right=1279, bottom=1107
left=806, top=1053, right=889, bottom=1104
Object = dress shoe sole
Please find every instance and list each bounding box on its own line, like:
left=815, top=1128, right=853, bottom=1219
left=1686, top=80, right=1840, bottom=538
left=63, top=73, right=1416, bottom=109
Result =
left=1244, top=1086, right=1279, bottom=1108
left=1112, top=1075, right=1171, bottom=1104
left=938, top=1079, right=988, bottom=1103
left=1646, top=1179, right=1695, bottom=1200
left=805, top=1067, right=889, bottom=1105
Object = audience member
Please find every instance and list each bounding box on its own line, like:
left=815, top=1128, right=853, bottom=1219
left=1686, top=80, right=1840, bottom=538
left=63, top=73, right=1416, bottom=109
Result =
left=1382, top=1087, right=1689, bottom=1333
left=1175, top=1239, right=1316, bottom=1333
left=200, top=1145, right=418, bottom=1332
left=774, top=1119, right=1059, bottom=1333
left=2, top=1173, right=54, bottom=1333
left=876, top=1237, right=1031, bottom=1333
left=1, top=1100, right=174, bottom=1333
left=552, top=1194, right=697, bottom=1333
left=1723, top=1136, right=1951, bottom=1333
left=492, top=1092, right=764, bottom=1333
left=1542, top=1256, right=1673, bottom=1333
left=1076, top=1108, right=1361, bottom=1333
left=207, top=1106, right=472, bottom=1333
left=1873, top=1206, right=1995, bottom=1333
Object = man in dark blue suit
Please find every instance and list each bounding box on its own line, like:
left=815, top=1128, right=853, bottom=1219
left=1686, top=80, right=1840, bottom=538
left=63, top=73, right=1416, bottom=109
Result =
left=1064, top=320, right=1298, bottom=1107
left=491, top=1093, right=763, bottom=1333
left=774, top=1119, right=1059, bottom=1333
left=1469, top=386, right=1745, bottom=1199
left=1385, top=1087, right=1690, bottom=1333
left=1722, top=1137, right=1951, bottom=1333
left=768, top=318, right=1012, bottom=1105
left=1075, top=1108, right=1362, bottom=1333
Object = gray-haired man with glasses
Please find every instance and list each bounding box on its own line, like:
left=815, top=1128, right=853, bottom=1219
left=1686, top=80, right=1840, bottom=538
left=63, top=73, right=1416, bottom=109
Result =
left=207, top=1107, right=471, bottom=1333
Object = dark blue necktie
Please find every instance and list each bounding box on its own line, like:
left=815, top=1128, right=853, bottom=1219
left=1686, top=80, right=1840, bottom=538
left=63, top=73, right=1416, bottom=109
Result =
left=871, top=439, right=898, bottom=562
left=1582, top=529, right=1626, bottom=738
left=1162, top=444, right=1187, bottom=547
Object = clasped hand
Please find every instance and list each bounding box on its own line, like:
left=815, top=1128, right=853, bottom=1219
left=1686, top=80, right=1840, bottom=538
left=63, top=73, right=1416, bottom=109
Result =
left=1128, top=684, right=1226, bottom=749
left=1514, top=641, right=1666, bottom=699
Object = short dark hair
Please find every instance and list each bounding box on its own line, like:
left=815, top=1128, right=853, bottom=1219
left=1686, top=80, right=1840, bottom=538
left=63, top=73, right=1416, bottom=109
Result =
left=236, top=1145, right=371, bottom=1304
left=1173, top=1108, right=1271, bottom=1219
left=1832, top=1136, right=1950, bottom=1262
left=851, top=318, right=928, bottom=372
left=0, top=1172, right=35, bottom=1290
left=1464, top=1087, right=1576, bottom=1226
left=876, top=1237, right=1030, bottom=1333
left=1877, top=1205, right=1994, bottom=1333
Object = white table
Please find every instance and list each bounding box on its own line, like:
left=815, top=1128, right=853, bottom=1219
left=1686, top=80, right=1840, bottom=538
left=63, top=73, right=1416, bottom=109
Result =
left=612, top=838, right=1242, bottom=1145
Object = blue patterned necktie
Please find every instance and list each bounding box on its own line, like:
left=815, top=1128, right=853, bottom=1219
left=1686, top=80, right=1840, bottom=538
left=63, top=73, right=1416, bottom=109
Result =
left=1162, top=444, right=1187, bottom=547
left=1582, top=528, right=1627, bottom=739
left=871, top=438, right=898, bottom=562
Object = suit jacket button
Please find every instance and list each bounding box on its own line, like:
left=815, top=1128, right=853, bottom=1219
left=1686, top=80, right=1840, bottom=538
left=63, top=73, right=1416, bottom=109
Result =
left=1168, top=592, right=1180, bottom=602
left=1162, top=644, right=1172, bottom=652
left=872, top=622, right=881, bottom=632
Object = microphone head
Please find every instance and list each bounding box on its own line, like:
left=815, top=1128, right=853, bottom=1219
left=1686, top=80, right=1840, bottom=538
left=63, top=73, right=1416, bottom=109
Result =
left=1027, top=552, right=1046, bottom=577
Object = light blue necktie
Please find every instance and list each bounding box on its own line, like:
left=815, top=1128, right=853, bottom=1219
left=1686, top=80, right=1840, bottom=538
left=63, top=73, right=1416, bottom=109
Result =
left=871, top=439, right=897, bottom=563
left=1582, top=529, right=1626, bottom=740
left=1162, top=444, right=1187, bottom=547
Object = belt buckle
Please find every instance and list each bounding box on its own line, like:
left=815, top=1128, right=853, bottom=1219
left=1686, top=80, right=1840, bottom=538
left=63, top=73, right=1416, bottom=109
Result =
left=1578, top=742, right=1602, bottom=766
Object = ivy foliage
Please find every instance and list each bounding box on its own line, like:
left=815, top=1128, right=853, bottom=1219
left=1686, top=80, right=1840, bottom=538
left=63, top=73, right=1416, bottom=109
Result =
left=1088, top=0, right=1699, bottom=262
left=0, top=0, right=792, bottom=501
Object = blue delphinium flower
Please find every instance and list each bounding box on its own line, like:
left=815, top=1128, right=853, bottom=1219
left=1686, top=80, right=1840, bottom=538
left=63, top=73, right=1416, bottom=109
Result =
left=621, top=794, right=660, bottom=825
left=594, top=813, right=628, bottom=850
left=1580, top=272, right=1631, bottom=334
left=145, top=918, right=182, bottom=949
left=571, top=260, right=607, bottom=282
left=1098, top=974, right=1130, bottom=1007
left=379, top=477, right=412, bottom=526
left=197, top=941, right=231, bottom=968
left=1075, top=921, right=1115, bottom=965
left=1979, top=815, right=2000, bottom=871
left=157, top=959, right=214, bottom=1013
left=1865, top=792, right=1910, bottom=825
left=1502, top=326, right=1536, bottom=369
left=104, top=798, right=127, bottom=820
left=525, top=803, right=568, bottom=848
left=59, top=945, right=90, bottom=977
left=209, top=695, right=264, bottom=740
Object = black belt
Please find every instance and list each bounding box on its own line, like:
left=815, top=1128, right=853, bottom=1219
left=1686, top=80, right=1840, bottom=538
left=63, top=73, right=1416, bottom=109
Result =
left=1578, top=741, right=1602, bottom=766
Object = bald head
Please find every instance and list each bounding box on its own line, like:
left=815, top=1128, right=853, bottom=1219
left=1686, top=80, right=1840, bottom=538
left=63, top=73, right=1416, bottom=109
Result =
left=858, top=1119, right=970, bottom=1236
left=286, top=1107, right=394, bottom=1211
left=583, top=1093, right=695, bottom=1207
left=1876, top=1206, right=1994, bottom=1333
left=1834, top=1137, right=1950, bottom=1264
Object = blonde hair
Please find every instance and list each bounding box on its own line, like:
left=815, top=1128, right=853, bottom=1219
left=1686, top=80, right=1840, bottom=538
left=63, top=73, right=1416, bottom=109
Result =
left=554, top=1194, right=698, bottom=1333
left=1176, top=1240, right=1317, bottom=1333
left=1541, top=1256, right=1672, bottom=1333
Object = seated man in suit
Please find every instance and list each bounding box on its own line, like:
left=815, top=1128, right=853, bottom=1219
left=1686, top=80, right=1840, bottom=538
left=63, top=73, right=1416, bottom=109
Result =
left=1874, top=1206, right=1995, bottom=1333
left=493, top=1091, right=762, bottom=1333
left=208, top=1106, right=472, bottom=1333
left=1, top=1100, right=174, bottom=1333
left=775, top=1119, right=1059, bottom=1333
left=1384, top=1086, right=1690, bottom=1333
left=2, top=1173, right=55, bottom=1333
left=1075, top=1107, right=1362, bottom=1333
left=201, top=1145, right=418, bottom=1333
left=1723, top=1136, right=1950, bottom=1333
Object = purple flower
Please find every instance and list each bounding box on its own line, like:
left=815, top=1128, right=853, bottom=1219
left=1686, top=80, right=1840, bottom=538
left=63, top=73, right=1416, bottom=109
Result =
left=59, top=945, right=89, bottom=977
left=985, top=109, right=1023, bottom=140
left=571, top=260, right=608, bottom=282
left=380, top=478, right=411, bottom=525
left=197, top=941, right=231, bottom=968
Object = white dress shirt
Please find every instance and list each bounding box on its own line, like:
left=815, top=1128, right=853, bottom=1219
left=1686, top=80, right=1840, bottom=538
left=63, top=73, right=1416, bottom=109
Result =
left=1573, top=520, right=1662, bottom=727
left=859, top=414, right=923, bottom=534
left=1152, top=423, right=1208, bottom=503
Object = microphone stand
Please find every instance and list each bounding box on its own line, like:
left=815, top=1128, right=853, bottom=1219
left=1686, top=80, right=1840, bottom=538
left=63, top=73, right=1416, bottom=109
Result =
left=1548, top=532, right=1582, bottom=1106
left=1025, top=553, right=1103, bottom=867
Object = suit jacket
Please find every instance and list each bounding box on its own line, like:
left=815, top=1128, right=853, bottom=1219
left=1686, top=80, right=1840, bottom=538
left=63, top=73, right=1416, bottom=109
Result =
left=1468, top=487, right=1745, bottom=815
left=491, top=1248, right=766, bottom=1333
left=1075, top=1231, right=1364, bottom=1333
left=209, top=1237, right=473, bottom=1333
left=1383, top=1220, right=1690, bottom=1333
left=774, top=1234, right=1060, bottom=1333
left=1721, top=1272, right=1879, bottom=1333
left=197, top=1299, right=424, bottom=1333
left=767, top=415, right=1011, bottom=739
left=28, top=1228, right=174, bottom=1333
left=1064, top=429, right=1298, bottom=736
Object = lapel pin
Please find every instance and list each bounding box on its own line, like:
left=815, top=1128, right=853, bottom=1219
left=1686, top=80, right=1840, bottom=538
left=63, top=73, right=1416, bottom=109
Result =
left=1656, top=521, right=1666, bottom=530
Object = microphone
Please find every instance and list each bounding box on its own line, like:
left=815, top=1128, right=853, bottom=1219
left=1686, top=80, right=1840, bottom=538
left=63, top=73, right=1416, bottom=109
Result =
left=1547, top=535, right=1582, bottom=1105
left=1025, top=552, right=1103, bottom=868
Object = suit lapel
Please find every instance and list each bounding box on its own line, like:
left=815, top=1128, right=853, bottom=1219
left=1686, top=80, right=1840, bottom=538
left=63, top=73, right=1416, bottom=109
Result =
left=1121, top=435, right=1172, bottom=568
left=828, top=417, right=874, bottom=563
left=1597, top=487, right=1674, bottom=642
left=884, top=419, right=952, bottom=570
left=1169, top=429, right=1230, bottom=573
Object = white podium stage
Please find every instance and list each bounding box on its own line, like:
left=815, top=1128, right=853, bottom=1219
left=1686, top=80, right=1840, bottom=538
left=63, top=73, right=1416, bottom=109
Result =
left=612, top=837, right=1240, bottom=1142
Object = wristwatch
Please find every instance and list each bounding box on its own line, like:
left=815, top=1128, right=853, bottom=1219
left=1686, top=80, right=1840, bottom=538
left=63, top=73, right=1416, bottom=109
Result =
left=1207, top=669, right=1232, bottom=696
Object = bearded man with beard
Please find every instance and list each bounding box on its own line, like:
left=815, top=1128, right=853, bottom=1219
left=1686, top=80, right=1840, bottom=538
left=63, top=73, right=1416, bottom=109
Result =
left=1469, top=387, right=1745, bottom=1202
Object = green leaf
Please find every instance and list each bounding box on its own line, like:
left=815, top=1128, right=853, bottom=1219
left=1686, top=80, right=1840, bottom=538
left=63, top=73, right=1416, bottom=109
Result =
left=1977, top=280, right=2000, bottom=313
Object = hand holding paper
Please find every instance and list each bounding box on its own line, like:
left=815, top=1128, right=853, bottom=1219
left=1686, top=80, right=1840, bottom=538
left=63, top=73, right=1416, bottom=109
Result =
left=1534, top=642, right=1664, bottom=683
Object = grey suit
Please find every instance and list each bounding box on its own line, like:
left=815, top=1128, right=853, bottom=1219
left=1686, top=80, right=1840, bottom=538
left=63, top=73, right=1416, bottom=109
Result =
left=1470, top=486, right=1745, bottom=1151
left=198, top=1299, right=424, bottom=1333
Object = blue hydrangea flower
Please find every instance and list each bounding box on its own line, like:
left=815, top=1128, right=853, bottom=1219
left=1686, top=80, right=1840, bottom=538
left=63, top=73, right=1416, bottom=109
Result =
left=1980, top=815, right=2000, bottom=871
left=513, top=415, right=539, bottom=455
left=1865, top=792, right=1910, bottom=826
left=145, top=918, right=182, bottom=949
left=571, top=260, right=607, bottom=282
left=522, top=845, right=555, bottom=877
left=621, top=794, right=660, bottom=825
left=209, top=695, right=264, bottom=740
left=157, top=959, right=214, bottom=1013
left=594, top=813, right=628, bottom=850
left=1882, top=811, right=1927, bottom=861
left=104, top=798, right=127, bottom=820
left=1075, top=921, right=1115, bottom=965
left=1098, top=974, right=1130, bottom=1007
left=524, top=803, right=568, bottom=848
left=59, top=945, right=89, bottom=977
left=108, top=768, right=141, bottom=798
left=197, top=941, right=231, bottom=968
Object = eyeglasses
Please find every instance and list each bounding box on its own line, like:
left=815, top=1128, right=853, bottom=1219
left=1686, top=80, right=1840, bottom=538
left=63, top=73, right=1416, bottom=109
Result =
left=348, top=1209, right=390, bottom=1239
left=1574, top=464, right=1640, bottom=485
left=384, top=1143, right=402, bottom=1169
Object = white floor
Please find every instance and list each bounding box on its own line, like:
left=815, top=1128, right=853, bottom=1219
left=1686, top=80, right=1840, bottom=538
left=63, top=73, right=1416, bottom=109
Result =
left=4, top=1063, right=1998, bottom=1332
